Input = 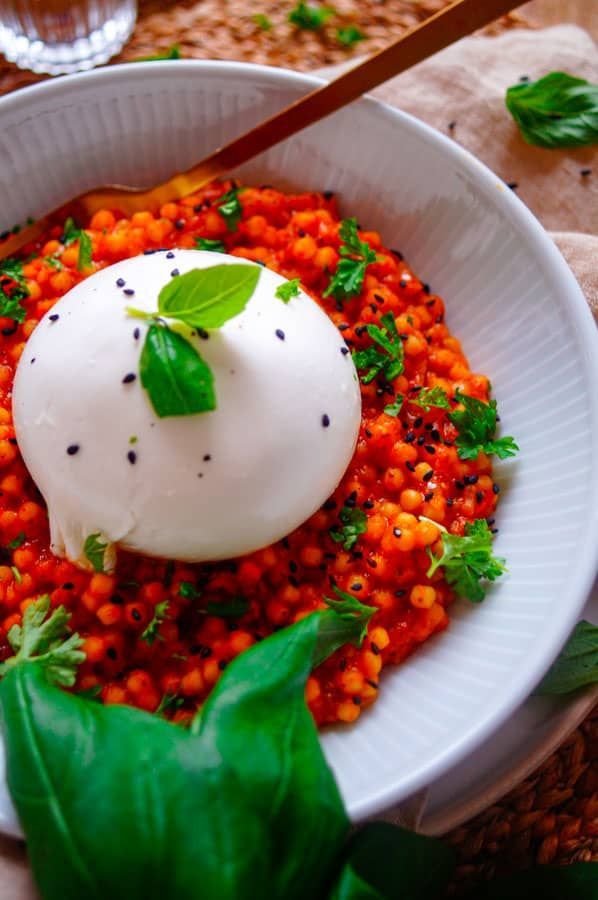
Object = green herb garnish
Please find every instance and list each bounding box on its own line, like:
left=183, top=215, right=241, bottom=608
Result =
left=411, top=386, right=451, bottom=412
left=288, top=1, right=333, bottom=30
left=135, top=44, right=181, bottom=61
left=322, top=587, right=376, bottom=644
left=252, top=13, right=272, bottom=30
left=83, top=532, right=108, bottom=573
left=156, top=693, right=185, bottom=716
left=0, top=257, right=28, bottom=322
left=336, top=25, right=364, bottom=47
left=324, top=217, right=377, bottom=301
left=10, top=566, right=21, bottom=584
left=62, top=217, right=93, bottom=271
left=537, top=620, right=598, bottom=695
left=179, top=581, right=201, bottom=600
left=506, top=72, right=598, bottom=149
left=449, top=391, right=519, bottom=461
left=76, top=685, right=102, bottom=702
left=329, top=507, right=367, bottom=551
left=130, top=264, right=260, bottom=418
left=275, top=278, right=301, bottom=302
left=216, top=187, right=243, bottom=231
left=141, top=600, right=170, bottom=646
left=427, top=519, right=506, bottom=603
left=195, top=238, right=226, bottom=253
left=383, top=396, right=403, bottom=417
left=0, top=595, right=84, bottom=687
left=7, top=532, right=25, bottom=550
left=352, top=312, right=404, bottom=384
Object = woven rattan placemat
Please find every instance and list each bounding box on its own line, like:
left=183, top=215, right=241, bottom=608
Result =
left=0, top=0, right=596, bottom=890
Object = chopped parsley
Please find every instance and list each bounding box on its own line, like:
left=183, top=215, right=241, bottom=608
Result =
left=329, top=506, right=367, bottom=551
left=179, top=581, right=201, bottom=600
left=206, top=597, right=249, bottom=619
left=427, top=519, right=506, bottom=603
left=324, top=218, right=377, bottom=301
left=135, top=44, right=181, bottom=61
left=195, top=238, right=226, bottom=253
left=83, top=533, right=108, bottom=573
left=288, top=1, right=333, bottom=30
left=275, top=278, right=301, bottom=302
left=337, top=25, right=365, bottom=47
left=0, top=257, right=28, bottom=322
left=141, top=600, right=170, bottom=645
left=10, top=566, right=22, bottom=584
left=7, top=532, right=25, bottom=550
left=156, top=693, right=185, bottom=716
left=62, top=217, right=93, bottom=271
left=216, top=187, right=242, bottom=232
left=449, top=391, right=519, bottom=460
left=411, top=386, right=451, bottom=412
left=384, top=396, right=404, bottom=417
left=352, top=312, right=404, bottom=384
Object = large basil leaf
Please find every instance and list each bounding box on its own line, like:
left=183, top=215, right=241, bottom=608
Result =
left=0, top=611, right=353, bottom=900
left=329, top=824, right=455, bottom=900
left=139, top=323, right=215, bottom=418
left=158, top=264, right=260, bottom=329
left=537, top=620, right=598, bottom=695
left=505, top=72, right=598, bottom=149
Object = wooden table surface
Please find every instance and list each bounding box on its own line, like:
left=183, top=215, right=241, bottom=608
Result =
left=521, top=0, right=598, bottom=35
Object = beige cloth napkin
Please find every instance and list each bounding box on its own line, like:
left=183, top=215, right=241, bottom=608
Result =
left=1, top=24, right=597, bottom=898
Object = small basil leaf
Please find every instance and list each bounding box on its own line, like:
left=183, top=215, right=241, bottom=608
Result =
left=157, top=264, right=260, bottom=329
left=139, top=323, right=215, bottom=418
left=505, top=71, right=598, bottom=149
left=329, top=823, right=455, bottom=900
left=536, top=620, right=598, bottom=695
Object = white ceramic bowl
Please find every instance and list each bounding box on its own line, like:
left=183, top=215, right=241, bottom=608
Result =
left=0, top=62, right=597, bottom=835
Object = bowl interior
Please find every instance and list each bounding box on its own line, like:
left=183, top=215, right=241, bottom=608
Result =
left=0, top=61, right=597, bottom=825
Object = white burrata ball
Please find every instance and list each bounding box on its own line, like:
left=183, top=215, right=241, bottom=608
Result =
left=13, top=250, right=361, bottom=570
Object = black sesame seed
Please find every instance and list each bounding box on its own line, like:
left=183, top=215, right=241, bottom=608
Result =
left=519, top=75, right=530, bottom=82
left=323, top=498, right=337, bottom=511
left=0, top=231, right=9, bottom=241
left=122, top=372, right=136, bottom=384
left=143, top=249, right=156, bottom=255
left=1, top=324, right=17, bottom=337
left=289, top=561, right=298, bottom=573
left=391, top=248, right=403, bottom=260
left=174, top=219, right=185, bottom=230
left=275, top=328, right=285, bottom=341
left=338, top=323, right=349, bottom=332
left=123, top=288, right=135, bottom=296
left=166, top=251, right=175, bottom=259
left=323, top=190, right=335, bottom=200
left=350, top=582, right=362, bottom=591
left=393, top=528, right=402, bottom=538
left=116, top=278, right=126, bottom=287
left=406, top=461, right=416, bottom=472
left=345, top=491, right=357, bottom=508
left=339, top=658, right=347, bottom=671
left=131, top=608, right=142, bottom=621
left=455, top=480, right=465, bottom=490
left=30, top=358, right=35, bottom=364
left=171, top=268, right=180, bottom=277
left=366, top=558, right=377, bottom=569
left=476, top=491, right=484, bottom=503
left=200, top=647, right=212, bottom=659
left=289, top=575, right=300, bottom=588
left=507, top=182, right=519, bottom=191
left=491, top=528, right=499, bottom=535
left=423, top=283, right=431, bottom=294
left=49, top=314, right=59, bottom=322
left=493, top=483, right=501, bottom=494
left=322, top=414, right=330, bottom=428
left=365, top=679, right=379, bottom=690
left=405, top=431, right=415, bottom=443
left=413, top=417, right=423, bottom=429
left=424, top=491, right=434, bottom=501
left=365, top=428, right=372, bottom=438
left=106, top=647, right=117, bottom=660
left=355, top=325, right=367, bottom=337
left=133, top=327, right=140, bottom=340
left=423, top=469, right=434, bottom=482
left=370, top=641, right=380, bottom=655
left=431, top=429, right=441, bottom=442
left=399, top=279, right=407, bottom=288
left=581, top=168, right=592, bottom=177
left=203, top=454, right=211, bottom=461
left=395, top=589, right=406, bottom=597
left=340, top=346, right=349, bottom=356
left=417, top=435, right=425, bottom=446
left=466, top=474, right=479, bottom=485
left=448, top=120, right=457, bottom=131
left=66, top=444, right=79, bottom=456
left=127, top=450, right=137, bottom=465
left=446, top=498, right=454, bottom=507
left=363, top=499, right=374, bottom=510
left=62, top=582, right=74, bottom=590
left=218, top=660, right=228, bottom=671
left=352, top=696, right=362, bottom=706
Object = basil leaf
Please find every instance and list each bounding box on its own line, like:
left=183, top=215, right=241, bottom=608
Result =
left=330, top=823, right=455, bottom=900
left=157, top=264, right=260, bottom=329
left=77, top=231, right=93, bottom=271
left=216, top=188, right=242, bottom=231
left=536, top=620, right=598, bottom=695
left=139, top=323, right=215, bottom=418
left=505, top=72, right=598, bottom=149
left=0, top=610, right=352, bottom=900
left=466, top=862, right=598, bottom=899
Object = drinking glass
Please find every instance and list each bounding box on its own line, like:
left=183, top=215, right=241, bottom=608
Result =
left=0, top=0, right=137, bottom=75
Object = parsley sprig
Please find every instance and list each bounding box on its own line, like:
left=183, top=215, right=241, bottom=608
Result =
left=275, top=278, right=301, bottom=302
left=449, top=391, right=519, bottom=461
left=288, top=1, right=333, bottom=30
left=324, top=218, right=377, bottom=301
left=0, top=257, right=28, bottom=323
left=84, top=533, right=108, bottom=573
left=427, top=519, right=506, bottom=603
left=506, top=72, right=598, bottom=149
left=216, top=187, right=243, bottom=231
left=323, top=587, right=376, bottom=643
left=411, top=386, right=451, bottom=412
left=0, top=595, right=85, bottom=687
left=352, top=312, right=404, bottom=384
left=329, top=507, right=367, bottom=551
left=337, top=26, right=365, bottom=47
